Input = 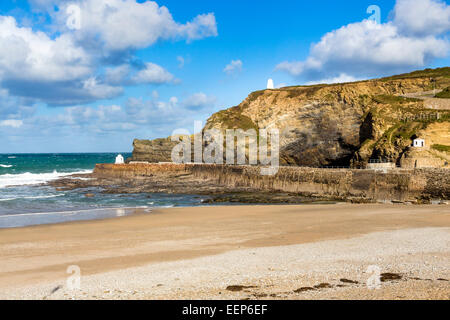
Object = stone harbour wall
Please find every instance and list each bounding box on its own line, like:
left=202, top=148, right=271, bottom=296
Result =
left=93, top=163, right=450, bottom=201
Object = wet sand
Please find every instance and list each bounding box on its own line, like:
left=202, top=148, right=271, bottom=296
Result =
left=0, top=204, right=449, bottom=300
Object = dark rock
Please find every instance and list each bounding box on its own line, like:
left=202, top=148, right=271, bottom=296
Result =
left=380, top=273, right=403, bottom=282
left=226, top=285, right=257, bottom=292
left=294, top=287, right=315, bottom=293
left=340, top=278, right=359, bottom=284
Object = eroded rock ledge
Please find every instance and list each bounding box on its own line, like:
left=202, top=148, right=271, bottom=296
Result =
left=82, top=163, right=450, bottom=202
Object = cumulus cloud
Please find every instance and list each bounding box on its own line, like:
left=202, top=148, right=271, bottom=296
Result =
left=103, top=62, right=177, bottom=86
left=0, top=15, right=125, bottom=106
left=276, top=0, right=450, bottom=81
left=306, top=74, right=362, bottom=85
left=131, top=63, right=175, bottom=84
left=223, top=60, right=243, bottom=75
left=0, top=1, right=217, bottom=108
left=0, top=16, right=91, bottom=82
left=60, top=104, right=128, bottom=130
left=124, top=96, right=180, bottom=125
left=43, top=91, right=216, bottom=134
left=56, top=0, right=218, bottom=51
left=179, top=13, right=218, bottom=42
left=394, top=0, right=450, bottom=36
left=0, top=119, right=23, bottom=128
left=0, top=89, right=36, bottom=120
left=104, top=64, right=131, bottom=85
left=182, top=93, right=216, bottom=110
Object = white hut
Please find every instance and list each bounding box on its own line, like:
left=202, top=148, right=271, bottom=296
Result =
left=412, top=138, right=425, bottom=148
left=115, top=154, right=125, bottom=164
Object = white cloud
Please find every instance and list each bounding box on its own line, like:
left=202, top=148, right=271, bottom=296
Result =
left=0, top=1, right=217, bottom=107
left=0, top=15, right=125, bottom=106
left=104, top=62, right=177, bottom=86
left=57, top=0, right=218, bottom=51
left=276, top=0, right=450, bottom=81
left=104, top=64, right=131, bottom=85
left=394, top=0, right=450, bottom=36
left=182, top=92, right=216, bottom=110
left=131, top=63, right=175, bottom=84
left=62, top=104, right=123, bottom=124
left=0, top=89, right=36, bottom=119
left=223, top=60, right=243, bottom=75
left=0, top=119, right=23, bottom=128
left=179, top=13, right=218, bottom=42
left=306, top=74, right=362, bottom=85
left=82, top=77, right=123, bottom=99
left=0, top=16, right=91, bottom=83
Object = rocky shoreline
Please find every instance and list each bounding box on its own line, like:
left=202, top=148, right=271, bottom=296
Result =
left=48, top=172, right=337, bottom=205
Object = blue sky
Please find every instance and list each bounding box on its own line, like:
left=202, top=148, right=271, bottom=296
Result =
left=0, top=0, right=449, bottom=153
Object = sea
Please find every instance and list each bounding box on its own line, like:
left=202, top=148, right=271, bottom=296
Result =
left=0, top=153, right=205, bottom=228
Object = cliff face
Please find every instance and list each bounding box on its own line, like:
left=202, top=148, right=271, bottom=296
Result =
left=129, top=68, right=450, bottom=167
left=129, top=138, right=178, bottom=163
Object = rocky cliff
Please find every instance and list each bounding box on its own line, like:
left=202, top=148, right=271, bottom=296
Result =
left=129, top=68, right=450, bottom=168
left=129, top=138, right=178, bottom=163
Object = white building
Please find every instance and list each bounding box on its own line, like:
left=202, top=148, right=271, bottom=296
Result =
left=115, top=154, right=125, bottom=164
left=412, top=138, right=425, bottom=148
left=267, top=78, right=274, bottom=89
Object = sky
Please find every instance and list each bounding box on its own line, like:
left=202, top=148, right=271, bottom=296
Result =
left=0, top=0, right=449, bottom=153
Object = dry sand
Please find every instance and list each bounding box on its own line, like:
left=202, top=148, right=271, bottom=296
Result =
left=0, top=204, right=449, bottom=300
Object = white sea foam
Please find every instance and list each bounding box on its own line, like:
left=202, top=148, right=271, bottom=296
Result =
left=0, top=207, right=142, bottom=218
left=0, top=170, right=92, bottom=188
left=0, top=194, right=65, bottom=202
left=0, top=164, right=13, bottom=168
left=7, top=156, right=16, bottom=159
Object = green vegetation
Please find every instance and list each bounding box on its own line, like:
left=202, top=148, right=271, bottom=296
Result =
left=285, top=86, right=324, bottom=99
left=432, top=144, right=450, bottom=153
left=375, top=121, right=427, bottom=151
left=372, top=94, right=420, bottom=105
left=247, top=90, right=266, bottom=101
left=392, top=122, right=427, bottom=141
left=435, top=86, right=450, bottom=99
left=380, top=67, right=450, bottom=81
left=210, top=106, right=258, bottom=131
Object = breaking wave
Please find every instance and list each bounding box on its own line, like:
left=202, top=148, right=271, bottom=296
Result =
left=0, top=170, right=92, bottom=188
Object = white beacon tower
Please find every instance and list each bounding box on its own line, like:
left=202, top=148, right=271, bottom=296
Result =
left=267, top=78, right=274, bottom=89
left=115, top=154, right=125, bottom=164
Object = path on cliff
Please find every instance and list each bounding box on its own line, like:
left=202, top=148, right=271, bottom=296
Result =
left=400, top=90, right=450, bottom=110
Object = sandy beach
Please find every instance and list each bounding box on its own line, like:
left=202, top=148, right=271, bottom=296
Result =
left=0, top=204, right=449, bottom=300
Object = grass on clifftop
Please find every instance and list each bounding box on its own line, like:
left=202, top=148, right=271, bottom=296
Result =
left=209, top=106, right=258, bottom=131
left=436, top=87, right=450, bottom=99
left=372, top=94, right=421, bottom=105
left=381, top=67, right=450, bottom=81
left=432, top=144, right=450, bottom=153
